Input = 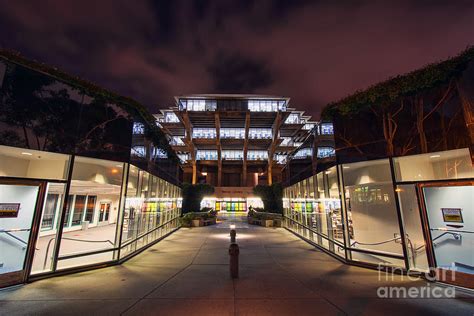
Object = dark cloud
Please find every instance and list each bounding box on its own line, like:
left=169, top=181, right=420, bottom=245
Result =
left=0, top=0, right=473, bottom=117
left=207, top=51, right=273, bottom=92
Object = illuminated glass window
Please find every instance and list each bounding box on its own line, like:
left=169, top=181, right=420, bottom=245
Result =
left=222, top=150, right=244, bottom=160
left=170, top=136, right=185, bottom=145
left=152, top=147, right=168, bottom=159
left=275, top=154, right=287, bottom=164
left=293, top=148, right=312, bottom=159
left=247, top=150, right=268, bottom=160
left=196, top=150, right=218, bottom=160
left=319, top=123, right=334, bottom=135
left=177, top=153, right=189, bottom=163
left=133, top=122, right=145, bottom=135
left=220, top=128, right=245, bottom=139
left=285, top=113, right=300, bottom=124
left=317, top=147, right=335, bottom=158
left=248, top=100, right=286, bottom=112
left=164, top=112, right=180, bottom=123
left=280, top=137, right=292, bottom=146
left=180, top=99, right=217, bottom=111
left=303, top=123, right=315, bottom=130
left=248, top=128, right=272, bottom=139
left=131, top=146, right=146, bottom=157
left=193, top=128, right=217, bottom=139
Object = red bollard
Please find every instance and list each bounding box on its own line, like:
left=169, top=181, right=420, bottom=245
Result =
left=229, top=243, right=239, bottom=279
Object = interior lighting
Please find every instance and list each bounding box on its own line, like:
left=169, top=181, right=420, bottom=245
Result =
left=21, top=152, right=33, bottom=156
left=429, top=154, right=441, bottom=158
left=202, top=172, right=208, bottom=176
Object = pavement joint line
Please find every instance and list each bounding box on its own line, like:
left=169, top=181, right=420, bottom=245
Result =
left=119, top=232, right=210, bottom=315
left=262, top=234, right=349, bottom=316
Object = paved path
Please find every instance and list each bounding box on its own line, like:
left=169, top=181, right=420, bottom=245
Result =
left=0, top=214, right=473, bottom=315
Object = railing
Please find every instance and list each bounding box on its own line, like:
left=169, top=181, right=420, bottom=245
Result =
left=0, top=228, right=31, bottom=250
left=43, top=237, right=114, bottom=269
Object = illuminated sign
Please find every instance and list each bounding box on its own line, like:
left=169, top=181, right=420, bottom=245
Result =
left=0, top=203, right=20, bottom=218
left=442, top=208, right=463, bottom=223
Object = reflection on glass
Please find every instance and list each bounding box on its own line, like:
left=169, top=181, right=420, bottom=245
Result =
left=31, top=183, right=66, bottom=274
left=393, top=148, right=474, bottom=182
left=57, top=156, right=124, bottom=270
left=342, top=159, right=403, bottom=265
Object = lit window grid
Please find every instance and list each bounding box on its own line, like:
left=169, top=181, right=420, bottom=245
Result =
left=248, top=128, right=272, bottom=139
left=280, top=137, right=292, bottom=146
left=293, top=148, right=312, bottom=159
left=164, top=112, right=180, bottom=123
left=220, top=128, right=245, bottom=139
left=319, top=123, right=334, bottom=135
left=303, top=123, right=315, bottom=130
left=317, top=147, right=335, bottom=158
left=152, top=147, right=168, bottom=159
left=248, top=100, right=286, bottom=112
left=285, top=113, right=300, bottom=124
left=180, top=99, right=217, bottom=111
left=193, top=128, right=217, bottom=139
left=196, top=150, right=218, bottom=160
left=177, top=153, right=189, bottom=163
left=131, top=146, right=146, bottom=158
left=275, top=154, right=287, bottom=164
left=247, top=150, right=269, bottom=160
left=222, top=150, right=244, bottom=160
left=170, top=136, right=185, bottom=145
left=133, top=122, right=145, bottom=135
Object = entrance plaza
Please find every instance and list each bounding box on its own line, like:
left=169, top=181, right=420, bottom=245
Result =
left=1, top=214, right=473, bottom=316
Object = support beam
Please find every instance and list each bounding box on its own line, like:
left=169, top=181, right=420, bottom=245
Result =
left=179, top=111, right=197, bottom=184
left=268, top=112, right=283, bottom=185
left=243, top=111, right=250, bottom=186
left=215, top=112, right=222, bottom=187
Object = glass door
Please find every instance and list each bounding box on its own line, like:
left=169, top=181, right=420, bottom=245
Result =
left=99, top=203, right=111, bottom=223
left=0, top=181, right=43, bottom=287
left=422, top=182, right=474, bottom=288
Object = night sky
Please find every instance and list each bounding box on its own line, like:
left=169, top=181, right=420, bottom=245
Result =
left=1, top=0, right=473, bottom=119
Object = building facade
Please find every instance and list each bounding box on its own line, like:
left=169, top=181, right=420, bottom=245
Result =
left=156, top=95, right=329, bottom=211
left=283, top=48, right=474, bottom=289
left=0, top=52, right=182, bottom=288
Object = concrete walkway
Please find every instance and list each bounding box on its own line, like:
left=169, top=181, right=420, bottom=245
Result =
left=0, top=214, right=473, bottom=315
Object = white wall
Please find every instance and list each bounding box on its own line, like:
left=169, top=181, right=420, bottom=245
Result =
left=424, top=185, right=474, bottom=271
left=0, top=185, right=39, bottom=274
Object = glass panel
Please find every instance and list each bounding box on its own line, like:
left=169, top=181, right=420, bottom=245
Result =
left=396, top=184, right=429, bottom=272
left=31, top=183, right=66, bottom=274
left=57, top=156, right=124, bottom=269
left=393, top=148, right=473, bottom=182
left=85, top=196, right=97, bottom=223
left=0, top=184, right=39, bottom=277
left=342, top=159, right=404, bottom=265
left=424, top=185, right=474, bottom=276
left=0, top=145, right=70, bottom=180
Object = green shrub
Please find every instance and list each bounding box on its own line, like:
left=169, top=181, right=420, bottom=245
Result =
left=252, top=183, right=283, bottom=214
left=182, top=183, right=215, bottom=213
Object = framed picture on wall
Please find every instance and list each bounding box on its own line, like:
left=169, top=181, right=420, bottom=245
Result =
left=441, top=208, right=463, bottom=223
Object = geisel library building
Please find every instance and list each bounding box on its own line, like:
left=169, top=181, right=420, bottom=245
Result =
left=0, top=47, right=473, bottom=289
left=155, top=95, right=332, bottom=211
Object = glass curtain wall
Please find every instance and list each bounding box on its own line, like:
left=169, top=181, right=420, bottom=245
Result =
left=120, top=165, right=181, bottom=258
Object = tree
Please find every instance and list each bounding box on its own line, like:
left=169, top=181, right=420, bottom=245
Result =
left=253, top=183, right=283, bottom=214
left=181, top=183, right=215, bottom=213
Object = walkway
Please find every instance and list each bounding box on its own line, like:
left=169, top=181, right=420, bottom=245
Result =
left=0, top=214, right=473, bottom=315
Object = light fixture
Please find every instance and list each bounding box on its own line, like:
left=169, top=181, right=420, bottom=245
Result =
left=116, top=164, right=123, bottom=168
left=202, top=172, right=208, bottom=176
left=111, top=168, right=119, bottom=174
left=230, top=224, right=236, bottom=230
left=429, top=154, right=441, bottom=158
left=21, top=152, right=33, bottom=156
left=395, top=188, right=402, bottom=192
left=343, top=166, right=350, bottom=169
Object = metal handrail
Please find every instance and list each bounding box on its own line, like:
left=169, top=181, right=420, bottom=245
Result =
left=0, top=230, right=30, bottom=249
left=350, top=236, right=401, bottom=248
left=43, top=236, right=114, bottom=269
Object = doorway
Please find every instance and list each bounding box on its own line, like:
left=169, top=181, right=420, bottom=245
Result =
left=99, top=203, right=111, bottom=223
left=0, top=180, right=44, bottom=287
left=420, top=182, right=474, bottom=288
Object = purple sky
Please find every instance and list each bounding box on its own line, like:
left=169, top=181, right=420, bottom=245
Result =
left=1, top=0, right=473, bottom=119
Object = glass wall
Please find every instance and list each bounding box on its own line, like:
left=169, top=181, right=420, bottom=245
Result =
left=222, top=150, right=244, bottom=160
left=247, top=150, right=268, bottom=160
left=248, top=100, right=286, bottom=112
left=248, top=128, right=272, bottom=139
left=220, top=128, right=245, bottom=139
left=120, top=165, right=181, bottom=258
left=196, top=150, right=218, bottom=160
left=193, top=128, right=217, bottom=139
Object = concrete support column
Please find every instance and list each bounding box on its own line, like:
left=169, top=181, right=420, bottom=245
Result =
left=267, top=159, right=273, bottom=185
left=217, top=159, right=222, bottom=187
left=192, top=160, right=197, bottom=184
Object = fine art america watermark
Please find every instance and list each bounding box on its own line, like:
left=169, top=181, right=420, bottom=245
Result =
left=376, top=263, right=457, bottom=298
